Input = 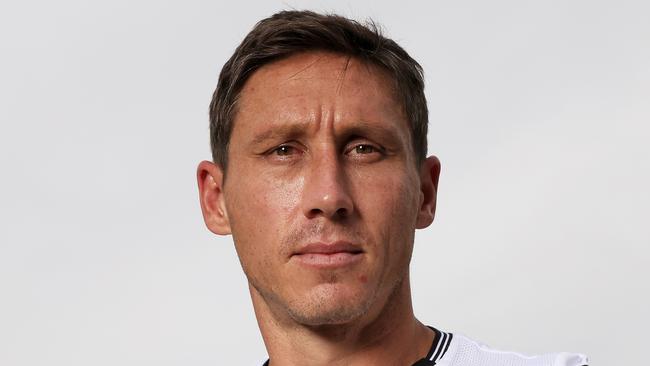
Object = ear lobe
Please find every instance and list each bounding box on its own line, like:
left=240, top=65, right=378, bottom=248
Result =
left=197, top=160, right=232, bottom=235
left=416, top=155, right=441, bottom=229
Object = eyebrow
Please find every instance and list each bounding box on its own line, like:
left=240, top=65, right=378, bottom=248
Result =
left=341, top=121, right=403, bottom=142
left=250, top=124, right=308, bottom=146
left=250, top=120, right=404, bottom=147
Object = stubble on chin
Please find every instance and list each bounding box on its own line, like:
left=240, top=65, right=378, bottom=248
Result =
left=249, top=265, right=408, bottom=329
left=243, top=214, right=410, bottom=328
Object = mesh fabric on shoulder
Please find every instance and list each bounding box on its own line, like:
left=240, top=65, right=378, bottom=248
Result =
left=441, top=334, right=588, bottom=366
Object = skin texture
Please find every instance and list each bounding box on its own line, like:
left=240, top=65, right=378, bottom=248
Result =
left=198, top=51, right=441, bottom=366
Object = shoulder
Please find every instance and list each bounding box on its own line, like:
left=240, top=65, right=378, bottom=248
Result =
left=439, top=333, right=589, bottom=366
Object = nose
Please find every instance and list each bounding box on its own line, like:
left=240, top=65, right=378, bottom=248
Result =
left=301, top=152, right=354, bottom=220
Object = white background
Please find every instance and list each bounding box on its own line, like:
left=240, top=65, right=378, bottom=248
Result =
left=1, top=0, right=648, bottom=365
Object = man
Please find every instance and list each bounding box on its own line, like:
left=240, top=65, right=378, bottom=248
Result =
left=197, top=10, right=588, bottom=366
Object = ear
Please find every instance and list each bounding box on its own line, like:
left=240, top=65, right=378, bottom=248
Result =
left=197, top=160, right=232, bottom=235
left=416, top=155, right=441, bottom=229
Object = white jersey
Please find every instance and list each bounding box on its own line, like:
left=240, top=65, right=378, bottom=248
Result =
left=262, top=327, right=589, bottom=366
left=431, top=331, right=589, bottom=366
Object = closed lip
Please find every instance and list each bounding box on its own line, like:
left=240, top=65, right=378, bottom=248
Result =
left=292, top=241, right=364, bottom=256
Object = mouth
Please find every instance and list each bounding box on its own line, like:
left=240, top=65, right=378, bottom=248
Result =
left=291, top=241, right=364, bottom=268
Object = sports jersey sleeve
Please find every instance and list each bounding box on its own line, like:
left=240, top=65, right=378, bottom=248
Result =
left=553, top=352, right=589, bottom=366
left=437, top=332, right=589, bottom=366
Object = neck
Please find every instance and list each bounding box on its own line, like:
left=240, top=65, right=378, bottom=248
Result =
left=251, top=276, right=434, bottom=366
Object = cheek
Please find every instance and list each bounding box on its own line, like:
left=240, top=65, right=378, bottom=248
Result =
left=227, top=166, right=302, bottom=220
left=384, top=178, right=419, bottom=250
left=353, top=167, right=420, bottom=226
left=224, top=170, right=304, bottom=263
left=351, top=167, right=420, bottom=270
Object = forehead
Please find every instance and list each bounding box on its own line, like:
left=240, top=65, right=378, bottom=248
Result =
left=234, top=51, right=406, bottom=133
left=242, top=51, right=398, bottom=100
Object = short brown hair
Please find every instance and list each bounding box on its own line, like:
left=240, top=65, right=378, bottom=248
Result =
left=209, top=10, right=428, bottom=170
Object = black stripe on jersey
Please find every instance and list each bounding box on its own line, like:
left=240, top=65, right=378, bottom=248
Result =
left=440, top=333, right=453, bottom=361
left=430, top=331, right=447, bottom=362
left=428, top=329, right=452, bottom=365
left=412, top=326, right=453, bottom=366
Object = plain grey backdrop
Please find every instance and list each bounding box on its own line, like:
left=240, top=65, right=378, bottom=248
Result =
left=1, top=0, right=648, bottom=365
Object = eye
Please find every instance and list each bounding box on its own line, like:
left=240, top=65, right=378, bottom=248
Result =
left=346, top=142, right=384, bottom=162
left=273, top=145, right=295, bottom=156
left=265, top=143, right=304, bottom=162
left=353, top=144, right=377, bottom=154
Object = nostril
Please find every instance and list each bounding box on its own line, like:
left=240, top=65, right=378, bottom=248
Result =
left=306, top=207, right=349, bottom=219
left=308, top=208, right=324, bottom=217
left=335, top=207, right=348, bottom=218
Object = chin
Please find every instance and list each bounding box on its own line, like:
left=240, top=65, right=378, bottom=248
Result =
left=284, top=283, right=377, bottom=326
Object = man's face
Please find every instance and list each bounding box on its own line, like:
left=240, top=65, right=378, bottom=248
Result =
left=212, top=52, right=435, bottom=326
